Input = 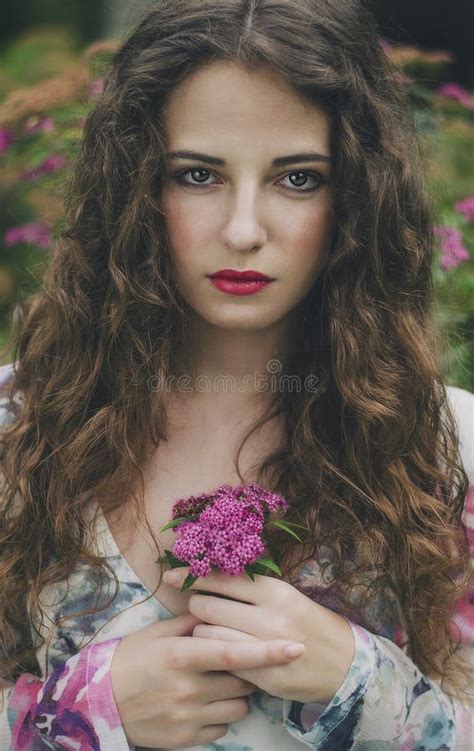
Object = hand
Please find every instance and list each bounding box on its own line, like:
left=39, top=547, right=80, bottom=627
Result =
left=110, top=610, right=307, bottom=748
left=164, top=567, right=356, bottom=705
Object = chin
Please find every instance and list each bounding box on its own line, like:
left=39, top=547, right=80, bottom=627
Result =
left=203, top=314, right=277, bottom=331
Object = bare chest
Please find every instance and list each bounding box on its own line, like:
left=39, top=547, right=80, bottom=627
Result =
left=105, top=415, right=282, bottom=616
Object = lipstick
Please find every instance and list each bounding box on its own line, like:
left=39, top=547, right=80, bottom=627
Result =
left=208, top=269, right=274, bottom=297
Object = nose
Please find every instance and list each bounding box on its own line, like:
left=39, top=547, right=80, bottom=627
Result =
left=221, top=182, right=268, bottom=253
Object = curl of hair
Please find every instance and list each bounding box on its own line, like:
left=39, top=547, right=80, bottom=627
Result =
left=1, top=0, right=472, bottom=705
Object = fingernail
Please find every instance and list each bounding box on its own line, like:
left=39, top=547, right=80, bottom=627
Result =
left=284, top=643, right=305, bottom=659
left=164, top=570, right=182, bottom=585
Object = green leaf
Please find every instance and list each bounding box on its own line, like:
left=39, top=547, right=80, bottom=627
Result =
left=270, top=520, right=303, bottom=542
left=253, top=557, right=282, bottom=576
left=61, top=127, right=85, bottom=142
left=181, top=573, right=200, bottom=591
left=281, top=521, right=310, bottom=530
left=159, top=517, right=189, bottom=532
left=162, top=549, right=190, bottom=568
left=245, top=563, right=260, bottom=574
left=24, top=145, right=57, bottom=169
left=248, top=562, right=268, bottom=575
left=245, top=568, right=256, bottom=582
left=270, top=520, right=309, bottom=531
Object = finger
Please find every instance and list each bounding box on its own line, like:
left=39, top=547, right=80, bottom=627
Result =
left=201, top=697, right=251, bottom=727
left=150, top=611, right=203, bottom=637
left=225, top=667, right=258, bottom=684
left=193, top=624, right=258, bottom=642
left=189, top=593, right=269, bottom=638
left=174, top=637, right=305, bottom=673
left=164, top=567, right=271, bottom=605
left=189, top=592, right=254, bottom=627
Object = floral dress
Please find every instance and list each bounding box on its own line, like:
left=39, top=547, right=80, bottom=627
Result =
left=0, top=360, right=473, bottom=750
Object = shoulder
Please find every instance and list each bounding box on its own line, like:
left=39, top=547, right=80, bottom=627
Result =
left=0, top=360, right=16, bottom=392
left=0, top=361, right=21, bottom=430
left=445, top=384, right=474, bottom=484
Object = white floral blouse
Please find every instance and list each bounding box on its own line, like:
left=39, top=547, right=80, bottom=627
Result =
left=0, top=360, right=473, bottom=750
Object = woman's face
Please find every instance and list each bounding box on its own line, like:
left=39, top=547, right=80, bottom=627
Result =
left=161, top=60, right=334, bottom=334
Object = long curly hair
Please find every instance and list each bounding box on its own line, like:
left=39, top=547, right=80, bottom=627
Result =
left=1, top=0, right=472, bottom=704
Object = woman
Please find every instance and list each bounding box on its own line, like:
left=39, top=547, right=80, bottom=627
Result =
left=1, top=0, right=473, bottom=748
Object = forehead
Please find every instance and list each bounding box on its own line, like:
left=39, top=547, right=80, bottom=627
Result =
left=162, top=60, right=331, bottom=158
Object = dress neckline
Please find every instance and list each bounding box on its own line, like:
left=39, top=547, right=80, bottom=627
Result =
left=91, top=501, right=176, bottom=618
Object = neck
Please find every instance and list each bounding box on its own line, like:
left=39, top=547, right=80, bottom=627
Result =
left=171, top=312, right=300, bottom=403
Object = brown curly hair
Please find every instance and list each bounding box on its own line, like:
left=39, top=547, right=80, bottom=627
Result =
left=1, top=0, right=472, bottom=706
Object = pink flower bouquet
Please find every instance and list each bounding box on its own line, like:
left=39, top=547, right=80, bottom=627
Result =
left=157, top=482, right=307, bottom=591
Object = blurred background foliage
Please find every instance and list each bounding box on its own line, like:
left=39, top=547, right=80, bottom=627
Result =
left=0, top=15, right=473, bottom=389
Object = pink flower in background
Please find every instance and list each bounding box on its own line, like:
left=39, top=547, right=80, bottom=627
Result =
left=393, top=71, right=413, bottom=86
left=88, top=78, right=105, bottom=98
left=4, top=222, right=52, bottom=250
left=455, top=196, right=474, bottom=223
left=0, top=128, right=13, bottom=153
left=21, top=153, right=67, bottom=180
left=159, top=482, right=307, bottom=590
left=23, top=115, right=55, bottom=134
left=38, top=154, right=66, bottom=173
left=433, top=226, right=470, bottom=270
left=386, top=45, right=454, bottom=66
left=436, top=83, right=474, bottom=109
left=450, top=485, right=474, bottom=646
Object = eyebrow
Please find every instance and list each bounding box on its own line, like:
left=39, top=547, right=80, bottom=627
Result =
left=166, top=150, right=331, bottom=167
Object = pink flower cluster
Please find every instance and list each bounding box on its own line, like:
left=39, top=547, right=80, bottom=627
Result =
left=433, top=226, right=470, bottom=270
left=436, top=83, right=474, bottom=110
left=23, top=115, right=55, bottom=134
left=0, top=119, right=56, bottom=155
left=88, top=78, right=105, bottom=98
left=4, top=221, right=52, bottom=250
left=21, top=153, right=66, bottom=180
left=455, top=196, right=474, bottom=223
left=0, top=127, right=13, bottom=153
left=166, top=483, right=290, bottom=579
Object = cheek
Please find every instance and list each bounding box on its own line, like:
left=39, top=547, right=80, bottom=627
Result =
left=281, top=201, right=334, bottom=279
left=162, top=189, right=214, bottom=265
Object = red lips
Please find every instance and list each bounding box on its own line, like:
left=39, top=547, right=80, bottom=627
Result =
left=209, top=269, right=273, bottom=281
